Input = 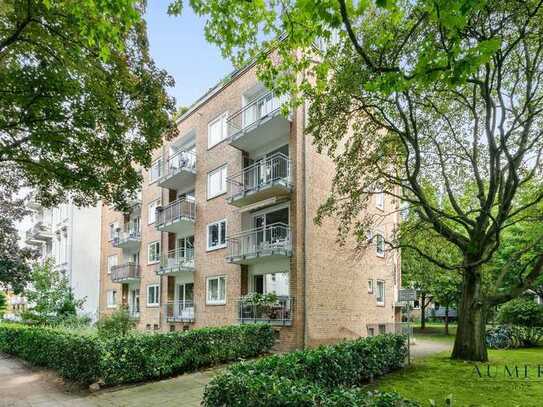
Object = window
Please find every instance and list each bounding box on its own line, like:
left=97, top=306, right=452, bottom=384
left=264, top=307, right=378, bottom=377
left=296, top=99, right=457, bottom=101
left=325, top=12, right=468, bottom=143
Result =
left=107, top=255, right=117, bottom=274
left=207, top=219, right=227, bottom=251
left=147, top=284, right=160, bottom=306
left=368, top=279, right=374, bottom=294
left=378, top=324, right=386, bottom=334
left=376, top=190, right=385, bottom=210
left=148, top=199, right=160, bottom=224
left=207, top=276, right=226, bottom=305
left=148, top=241, right=161, bottom=264
left=376, top=280, right=385, bottom=306
left=108, top=222, right=119, bottom=240
left=149, top=158, right=162, bottom=183
left=207, top=165, right=227, bottom=199
left=207, top=112, right=228, bottom=148
left=413, top=299, right=420, bottom=309
left=107, top=290, right=117, bottom=308
left=368, top=327, right=375, bottom=337
left=375, top=232, right=385, bottom=257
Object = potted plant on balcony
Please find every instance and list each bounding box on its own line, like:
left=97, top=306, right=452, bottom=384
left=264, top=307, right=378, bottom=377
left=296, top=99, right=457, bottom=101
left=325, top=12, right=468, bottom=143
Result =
left=241, top=292, right=279, bottom=321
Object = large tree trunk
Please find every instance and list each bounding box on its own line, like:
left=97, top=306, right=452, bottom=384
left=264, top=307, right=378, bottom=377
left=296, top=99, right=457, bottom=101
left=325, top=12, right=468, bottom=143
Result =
left=452, top=268, right=487, bottom=361
left=420, top=292, right=427, bottom=330
left=444, top=305, right=449, bottom=335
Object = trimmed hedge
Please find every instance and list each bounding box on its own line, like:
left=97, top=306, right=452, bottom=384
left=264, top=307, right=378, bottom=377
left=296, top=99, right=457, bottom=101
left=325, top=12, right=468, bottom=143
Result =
left=0, top=323, right=274, bottom=385
left=0, top=323, right=102, bottom=383
left=203, top=334, right=409, bottom=406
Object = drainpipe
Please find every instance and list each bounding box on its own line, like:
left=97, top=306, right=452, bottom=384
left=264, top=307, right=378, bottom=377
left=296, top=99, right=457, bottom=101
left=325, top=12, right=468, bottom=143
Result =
left=301, top=102, right=308, bottom=348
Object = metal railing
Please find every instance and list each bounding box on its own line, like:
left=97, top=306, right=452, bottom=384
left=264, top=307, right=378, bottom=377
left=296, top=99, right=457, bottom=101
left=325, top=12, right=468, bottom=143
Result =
left=158, top=248, right=195, bottom=273
left=164, top=300, right=195, bottom=322
left=163, top=149, right=196, bottom=178
left=238, top=296, right=293, bottom=325
left=113, top=222, right=141, bottom=246
left=228, top=90, right=289, bottom=133
left=128, top=307, right=140, bottom=320
left=227, top=153, right=291, bottom=199
left=227, top=222, right=291, bottom=259
left=156, top=198, right=196, bottom=227
left=110, top=263, right=141, bottom=282
left=25, top=221, right=52, bottom=242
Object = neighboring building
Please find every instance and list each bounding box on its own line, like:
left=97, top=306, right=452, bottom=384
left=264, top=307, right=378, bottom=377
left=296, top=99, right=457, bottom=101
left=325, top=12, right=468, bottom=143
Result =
left=98, top=63, right=401, bottom=350
left=409, top=298, right=458, bottom=323
left=24, top=195, right=102, bottom=321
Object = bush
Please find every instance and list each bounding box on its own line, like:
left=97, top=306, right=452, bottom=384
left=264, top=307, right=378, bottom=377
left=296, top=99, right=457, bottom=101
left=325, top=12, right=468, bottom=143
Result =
left=0, top=323, right=102, bottom=383
left=100, top=323, right=274, bottom=385
left=203, top=334, right=408, bottom=406
left=0, top=322, right=275, bottom=385
left=485, top=325, right=513, bottom=349
left=95, top=307, right=136, bottom=337
left=497, top=298, right=543, bottom=327
left=486, top=325, right=543, bottom=348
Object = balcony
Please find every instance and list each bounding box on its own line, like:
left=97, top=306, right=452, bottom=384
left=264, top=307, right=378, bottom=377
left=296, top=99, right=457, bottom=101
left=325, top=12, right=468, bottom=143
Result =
left=226, top=223, right=292, bottom=264
left=227, top=153, right=291, bottom=207
left=110, top=263, right=141, bottom=283
left=228, top=91, right=290, bottom=152
left=155, top=198, right=196, bottom=236
left=126, top=190, right=142, bottom=209
left=112, top=223, right=141, bottom=251
left=164, top=300, right=195, bottom=323
left=158, top=149, right=196, bottom=190
left=156, top=248, right=195, bottom=275
left=128, top=307, right=140, bottom=320
left=25, top=222, right=52, bottom=245
left=238, top=296, right=293, bottom=326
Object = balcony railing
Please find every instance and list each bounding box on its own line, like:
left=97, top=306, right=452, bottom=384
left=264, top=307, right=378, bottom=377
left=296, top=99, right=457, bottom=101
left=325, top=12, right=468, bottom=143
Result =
left=110, top=263, right=141, bottom=283
left=25, top=221, right=52, bottom=244
left=156, top=248, right=195, bottom=275
left=228, top=90, right=289, bottom=134
left=238, top=296, right=293, bottom=326
left=165, top=149, right=196, bottom=177
left=227, top=153, right=291, bottom=204
left=226, top=222, right=292, bottom=263
left=128, top=307, right=140, bottom=320
left=113, top=222, right=141, bottom=249
left=164, top=300, right=195, bottom=323
left=156, top=198, right=196, bottom=232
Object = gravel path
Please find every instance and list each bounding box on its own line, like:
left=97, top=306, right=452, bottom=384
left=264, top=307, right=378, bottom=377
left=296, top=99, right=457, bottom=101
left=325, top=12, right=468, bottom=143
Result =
left=410, top=338, right=453, bottom=359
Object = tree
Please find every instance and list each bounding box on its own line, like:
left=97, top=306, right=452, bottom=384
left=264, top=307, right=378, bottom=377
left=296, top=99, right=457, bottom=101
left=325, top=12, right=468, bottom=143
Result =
left=0, top=167, right=36, bottom=292
left=172, top=0, right=543, bottom=361
left=1, top=0, right=176, bottom=210
left=23, top=259, right=85, bottom=324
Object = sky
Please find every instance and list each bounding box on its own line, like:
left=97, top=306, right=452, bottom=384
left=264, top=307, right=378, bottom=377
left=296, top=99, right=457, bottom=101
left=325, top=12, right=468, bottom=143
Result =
left=145, top=3, right=233, bottom=109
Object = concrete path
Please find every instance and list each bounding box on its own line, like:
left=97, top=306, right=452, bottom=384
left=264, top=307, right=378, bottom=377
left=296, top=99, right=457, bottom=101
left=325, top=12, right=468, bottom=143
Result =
left=0, top=353, right=214, bottom=407
left=410, top=338, right=453, bottom=359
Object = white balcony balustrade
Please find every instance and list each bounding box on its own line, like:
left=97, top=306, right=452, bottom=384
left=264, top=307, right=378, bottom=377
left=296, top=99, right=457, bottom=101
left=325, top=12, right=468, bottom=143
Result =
left=155, top=198, right=196, bottom=236
left=110, top=263, right=141, bottom=283
left=112, top=222, right=141, bottom=251
left=156, top=248, right=195, bottom=275
left=238, top=296, right=293, bottom=326
left=164, top=300, right=195, bottom=323
left=158, top=149, right=196, bottom=190
left=226, top=222, right=292, bottom=264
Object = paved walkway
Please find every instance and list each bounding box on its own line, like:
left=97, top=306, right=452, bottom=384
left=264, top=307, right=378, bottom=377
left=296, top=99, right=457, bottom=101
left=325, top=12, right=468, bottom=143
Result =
left=0, top=353, right=214, bottom=407
left=410, top=338, right=453, bottom=359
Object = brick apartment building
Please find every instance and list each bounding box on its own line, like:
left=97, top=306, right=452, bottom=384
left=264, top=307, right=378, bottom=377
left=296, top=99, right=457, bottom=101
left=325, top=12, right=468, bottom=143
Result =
left=98, top=62, right=401, bottom=350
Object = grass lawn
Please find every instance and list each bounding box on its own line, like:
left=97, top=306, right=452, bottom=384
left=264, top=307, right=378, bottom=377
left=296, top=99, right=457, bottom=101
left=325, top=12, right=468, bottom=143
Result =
left=368, top=324, right=543, bottom=406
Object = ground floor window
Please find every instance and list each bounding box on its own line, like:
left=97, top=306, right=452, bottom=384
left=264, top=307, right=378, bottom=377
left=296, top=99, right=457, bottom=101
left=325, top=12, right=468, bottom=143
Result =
left=107, top=290, right=117, bottom=307
left=147, top=284, right=159, bottom=306
left=376, top=280, right=385, bottom=306
left=206, top=275, right=226, bottom=305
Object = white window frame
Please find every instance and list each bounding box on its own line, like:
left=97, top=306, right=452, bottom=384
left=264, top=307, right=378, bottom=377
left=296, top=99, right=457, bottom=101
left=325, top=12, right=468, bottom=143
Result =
left=206, top=275, right=227, bottom=305
left=148, top=241, right=161, bottom=264
left=375, top=231, right=385, bottom=258
left=368, top=279, right=374, bottom=294
left=147, top=199, right=160, bottom=225
left=375, top=189, right=385, bottom=210
left=207, top=112, right=228, bottom=149
left=108, top=222, right=119, bottom=241
left=148, top=158, right=163, bottom=184
left=147, top=284, right=160, bottom=307
left=376, top=280, right=385, bottom=306
left=207, top=164, right=227, bottom=199
left=206, top=219, right=227, bottom=251
left=106, top=290, right=117, bottom=308
left=107, top=255, right=118, bottom=274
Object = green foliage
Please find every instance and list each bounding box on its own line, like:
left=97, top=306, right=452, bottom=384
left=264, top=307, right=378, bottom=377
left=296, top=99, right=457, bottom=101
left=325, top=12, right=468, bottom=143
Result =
left=23, top=260, right=86, bottom=325
left=95, top=307, right=136, bottom=338
left=0, top=0, right=175, bottom=209
left=0, top=323, right=102, bottom=383
left=497, top=297, right=543, bottom=328
left=203, top=334, right=408, bottom=406
left=241, top=291, right=279, bottom=306
left=0, top=322, right=274, bottom=385
left=486, top=325, right=543, bottom=349
left=0, top=291, right=6, bottom=317
left=100, top=323, right=274, bottom=385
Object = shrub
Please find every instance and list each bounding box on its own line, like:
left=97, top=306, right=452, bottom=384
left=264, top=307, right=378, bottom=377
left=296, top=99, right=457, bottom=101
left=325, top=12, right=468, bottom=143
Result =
left=203, top=334, right=408, bottom=406
left=0, top=322, right=274, bottom=386
left=497, top=298, right=543, bottom=327
left=100, top=323, right=274, bottom=385
left=486, top=325, right=543, bottom=348
left=0, top=323, right=102, bottom=383
left=95, top=307, right=136, bottom=337
left=485, top=325, right=513, bottom=349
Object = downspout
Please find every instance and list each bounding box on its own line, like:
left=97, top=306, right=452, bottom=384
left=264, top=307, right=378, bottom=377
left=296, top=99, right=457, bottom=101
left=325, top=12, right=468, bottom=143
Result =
left=302, top=102, right=308, bottom=348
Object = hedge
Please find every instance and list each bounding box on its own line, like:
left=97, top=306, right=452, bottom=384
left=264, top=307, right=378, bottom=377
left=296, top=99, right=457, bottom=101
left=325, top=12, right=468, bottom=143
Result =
left=0, top=323, right=274, bottom=385
left=203, top=334, right=409, bottom=406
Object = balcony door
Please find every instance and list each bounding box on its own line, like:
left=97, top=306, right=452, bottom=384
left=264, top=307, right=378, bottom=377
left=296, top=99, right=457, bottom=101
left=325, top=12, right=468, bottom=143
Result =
left=253, top=273, right=289, bottom=296
left=246, top=145, right=289, bottom=191
left=176, top=236, right=194, bottom=261
left=176, top=282, right=194, bottom=318
left=253, top=206, right=289, bottom=248
left=129, top=288, right=140, bottom=317
left=127, top=252, right=139, bottom=265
